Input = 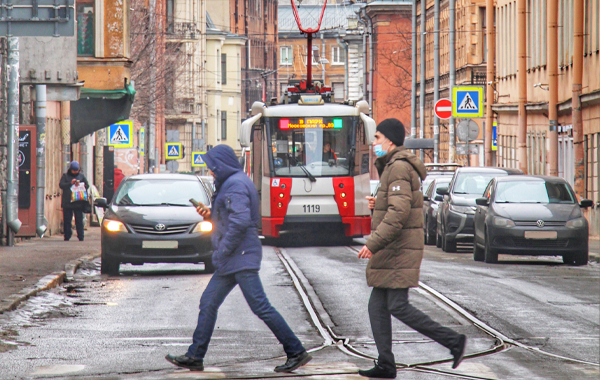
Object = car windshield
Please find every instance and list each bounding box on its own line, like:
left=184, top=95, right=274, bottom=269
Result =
left=269, top=116, right=356, bottom=177
left=495, top=181, right=575, bottom=203
left=114, top=179, right=210, bottom=206
left=453, top=172, right=503, bottom=195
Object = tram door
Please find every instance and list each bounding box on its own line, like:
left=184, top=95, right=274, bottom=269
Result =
left=17, top=126, right=37, bottom=237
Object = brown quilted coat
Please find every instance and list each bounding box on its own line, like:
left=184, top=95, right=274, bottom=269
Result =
left=365, top=146, right=428, bottom=289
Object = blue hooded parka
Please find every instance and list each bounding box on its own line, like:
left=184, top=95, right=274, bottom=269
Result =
left=202, top=145, right=262, bottom=275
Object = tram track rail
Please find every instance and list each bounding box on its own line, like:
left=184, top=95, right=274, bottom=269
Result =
left=274, top=246, right=598, bottom=380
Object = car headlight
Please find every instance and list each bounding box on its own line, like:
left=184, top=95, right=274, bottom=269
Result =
left=493, top=216, right=515, bottom=228
left=566, top=217, right=586, bottom=229
left=103, top=219, right=128, bottom=233
left=192, top=221, right=213, bottom=233
left=449, top=204, right=475, bottom=214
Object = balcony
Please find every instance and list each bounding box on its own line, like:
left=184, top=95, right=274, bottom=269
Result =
left=166, top=22, right=200, bottom=41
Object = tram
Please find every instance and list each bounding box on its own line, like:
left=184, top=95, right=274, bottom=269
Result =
left=240, top=86, right=379, bottom=239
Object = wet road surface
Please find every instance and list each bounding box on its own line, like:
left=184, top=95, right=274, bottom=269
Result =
left=0, top=240, right=598, bottom=379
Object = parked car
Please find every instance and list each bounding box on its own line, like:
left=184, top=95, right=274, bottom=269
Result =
left=473, top=175, right=593, bottom=264
left=423, top=177, right=452, bottom=245
left=436, top=167, right=523, bottom=252
left=198, top=175, right=215, bottom=198
left=422, top=163, right=462, bottom=192
left=95, top=173, right=214, bottom=275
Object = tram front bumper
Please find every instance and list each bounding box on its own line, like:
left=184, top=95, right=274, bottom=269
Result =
left=262, top=215, right=370, bottom=238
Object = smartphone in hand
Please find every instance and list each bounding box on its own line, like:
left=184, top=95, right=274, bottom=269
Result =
left=189, top=198, right=208, bottom=212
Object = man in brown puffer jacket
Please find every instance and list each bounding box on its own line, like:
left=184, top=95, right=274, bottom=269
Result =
left=357, top=119, right=467, bottom=379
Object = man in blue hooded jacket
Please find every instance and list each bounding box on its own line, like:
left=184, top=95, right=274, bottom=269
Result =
left=166, top=145, right=312, bottom=373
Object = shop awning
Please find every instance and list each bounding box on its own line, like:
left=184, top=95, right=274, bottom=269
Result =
left=70, top=84, right=136, bottom=143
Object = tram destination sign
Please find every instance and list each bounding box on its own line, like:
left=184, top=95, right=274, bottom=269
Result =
left=279, top=118, right=343, bottom=130
left=0, top=0, right=75, bottom=37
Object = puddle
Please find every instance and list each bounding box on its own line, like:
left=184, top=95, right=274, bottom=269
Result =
left=72, top=259, right=102, bottom=279
left=0, top=291, right=76, bottom=330
left=30, top=364, right=86, bottom=376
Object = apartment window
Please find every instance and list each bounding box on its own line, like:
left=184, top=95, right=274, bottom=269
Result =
left=280, top=46, right=292, bottom=65
left=76, top=0, right=94, bottom=56
left=221, top=54, right=227, bottom=85
left=312, top=46, right=320, bottom=65
left=332, top=46, right=344, bottom=64
left=221, top=111, right=227, bottom=140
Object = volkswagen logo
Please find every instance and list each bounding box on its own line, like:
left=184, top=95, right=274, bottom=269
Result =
left=536, top=220, right=545, bottom=228
left=155, top=223, right=166, bottom=231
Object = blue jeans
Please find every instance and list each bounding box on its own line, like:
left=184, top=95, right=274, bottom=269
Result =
left=186, top=270, right=305, bottom=359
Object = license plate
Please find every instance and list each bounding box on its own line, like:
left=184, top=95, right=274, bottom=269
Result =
left=142, top=241, right=179, bottom=249
left=524, top=231, right=557, bottom=239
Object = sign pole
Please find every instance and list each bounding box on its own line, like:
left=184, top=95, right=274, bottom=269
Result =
left=6, top=37, right=21, bottom=244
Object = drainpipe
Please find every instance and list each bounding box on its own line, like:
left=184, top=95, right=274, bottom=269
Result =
left=61, top=101, right=71, bottom=172
left=548, top=0, right=559, bottom=177
left=485, top=0, right=495, bottom=166
left=420, top=0, right=426, bottom=161
left=321, top=33, right=325, bottom=84
left=411, top=0, right=417, bottom=142
left=449, top=0, right=456, bottom=163
left=433, top=0, right=440, bottom=164
left=363, top=9, right=374, bottom=109
left=572, top=0, right=584, bottom=196
left=6, top=37, right=21, bottom=238
left=357, top=16, right=368, bottom=102
left=336, top=37, right=349, bottom=99
left=517, top=0, right=528, bottom=174
left=35, top=85, right=48, bottom=237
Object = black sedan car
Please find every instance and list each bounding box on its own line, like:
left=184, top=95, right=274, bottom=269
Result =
left=437, top=167, right=523, bottom=252
left=95, top=173, right=214, bottom=275
left=423, top=177, right=452, bottom=245
left=473, top=176, right=593, bottom=265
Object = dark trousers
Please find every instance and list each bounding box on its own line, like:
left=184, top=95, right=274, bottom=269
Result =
left=369, top=287, right=461, bottom=372
left=186, top=270, right=305, bottom=360
left=63, top=206, right=84, bottom=241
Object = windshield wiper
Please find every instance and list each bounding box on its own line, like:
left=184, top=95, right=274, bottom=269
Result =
left=453, top=191, right=469, bottom=194
left=143, top=203, right=190, bottom=207
left=287, top=153, right=316, bottom=182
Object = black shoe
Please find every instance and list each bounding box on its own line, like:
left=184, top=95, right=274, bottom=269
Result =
left=358, top=361, right=396, bottom=379
left=64, top=238, right=70, bottom=241
left=78, top=238, right=84, bottom=241
left=165, top=354, right=204, bottom=371
left=274, top=350, right=312, bottom=373
left=451, top=335, right=467, bottom=369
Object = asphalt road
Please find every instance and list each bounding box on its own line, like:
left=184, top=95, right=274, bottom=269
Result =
left=0, top=239, right=598, bottom=380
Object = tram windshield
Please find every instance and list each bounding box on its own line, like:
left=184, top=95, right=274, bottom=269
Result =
left=269, top=116, right=356, bottom=177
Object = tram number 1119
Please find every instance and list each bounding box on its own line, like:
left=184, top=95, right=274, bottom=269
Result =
left=303, top=205, right=321, bottom=213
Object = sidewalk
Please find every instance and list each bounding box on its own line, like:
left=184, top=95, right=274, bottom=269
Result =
left=589, top=236, right=600, bottom=263
left=0, top=227, right=101, bottom=312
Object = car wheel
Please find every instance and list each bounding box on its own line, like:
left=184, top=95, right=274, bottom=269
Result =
left=483, top=229, right=498, bottom=264
left=473, top=237, right=485, bottom=262
left=436, top=225, right=442, bottom=248
left=100, top=247, right=120, bottom=275
left=442, top=225, right=456, bottom=252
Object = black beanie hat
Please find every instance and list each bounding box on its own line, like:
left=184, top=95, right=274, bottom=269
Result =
left=376, top=118, right=406, bottom=147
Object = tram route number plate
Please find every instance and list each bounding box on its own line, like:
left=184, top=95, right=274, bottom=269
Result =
left=303, top=205, right=321, bottom=213
left=142, top=241, right=179, bottom=249
left=524, top=231, right=557, bottom=239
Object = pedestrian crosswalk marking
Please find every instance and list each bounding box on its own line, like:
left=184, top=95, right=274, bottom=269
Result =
left=458, top=93, right=478, bottom=111
left=107, top=121, right=133, bottom=148
left=110, top=126, right=129, bottom=143
left=195, top=155, right=203, bottom=164
left=168, top=145, right=179, bottom=156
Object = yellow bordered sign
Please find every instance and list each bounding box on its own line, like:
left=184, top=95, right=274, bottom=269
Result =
left=191, top=152, right=206, bottom=167
left=452, top=86, right=484, bottom=118
left=107, top=121, right=134, bottom=148
left=165, top=143, right=182, bottom=160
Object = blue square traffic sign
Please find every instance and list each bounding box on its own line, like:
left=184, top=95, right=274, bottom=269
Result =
left=452, top=86, right=484, bottom=118
left=191, top=152, right=206, bottom=167
left=166, top=143, right=182, bottom=160
left=492, top=122, right=497, bottom=151
left=107, top=121, right=133, bottom=148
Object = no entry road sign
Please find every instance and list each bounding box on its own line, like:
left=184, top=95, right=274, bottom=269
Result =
left=434, top=99, right=452, bottom=119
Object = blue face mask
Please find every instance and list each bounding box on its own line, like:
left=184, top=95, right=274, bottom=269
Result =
left=374, top=144, right=387, bottom=157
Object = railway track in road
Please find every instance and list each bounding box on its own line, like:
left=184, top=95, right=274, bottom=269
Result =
left=274, top=246, right=599, bottom=380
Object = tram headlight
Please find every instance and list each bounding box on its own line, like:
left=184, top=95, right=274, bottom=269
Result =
left=343, top=202, right=348, bottom=207
left=277, top=202, right=283, bottom=208
left=279, top=193, right=285, bottom=198
left=340, top=192, right=346, bottom=198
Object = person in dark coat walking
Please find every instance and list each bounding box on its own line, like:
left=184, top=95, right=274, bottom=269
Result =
left=59, top=161, right=89, bottom=241
left=166, top=145, right=312, bottom=373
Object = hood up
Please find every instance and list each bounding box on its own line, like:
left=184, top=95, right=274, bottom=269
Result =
left=201, top=145, right=242, bottom=191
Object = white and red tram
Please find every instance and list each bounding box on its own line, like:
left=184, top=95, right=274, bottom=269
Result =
left=239, top=96, right=376, bottom=239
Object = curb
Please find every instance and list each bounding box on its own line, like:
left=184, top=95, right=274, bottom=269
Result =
left=0, top=252, right=101, bottom=315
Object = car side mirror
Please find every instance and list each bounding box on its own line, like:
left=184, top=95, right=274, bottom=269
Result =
left=94, top=197, right=108, bottom=209
left=580, top=199, right=593, bottom=208
left=435, top=195, right=444, bottom=202
left=436, top=187, right=449, bottom=196
left=475, top=197, right=489, bottom=206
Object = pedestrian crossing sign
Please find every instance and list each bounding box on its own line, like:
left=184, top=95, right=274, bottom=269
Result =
left=452, top=86, right=484, bottom=118
left=107, top=121, right=133, bottom=148
left=191, top=152, right=206, bottom=167
left=165, top=143, right=182, bottom=160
